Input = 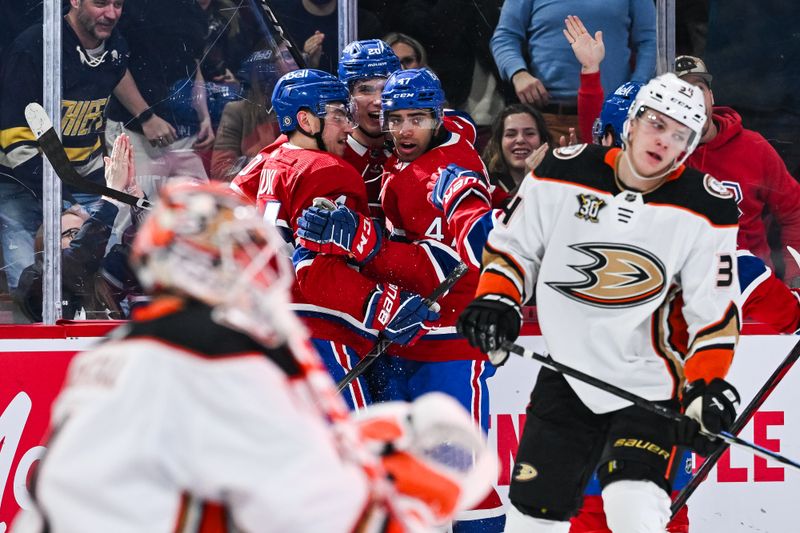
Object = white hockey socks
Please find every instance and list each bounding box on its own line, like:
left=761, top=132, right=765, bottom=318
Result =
left=504, top=504, right=570, bottom=533
left=602, top=480, right=670, bottom=533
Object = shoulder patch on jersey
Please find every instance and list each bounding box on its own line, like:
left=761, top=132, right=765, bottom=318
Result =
left=553, top=143, right=589, bottom=160
left=703, top=174, right=734, bottom=199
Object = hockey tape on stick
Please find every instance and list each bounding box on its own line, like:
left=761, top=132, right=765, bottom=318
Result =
left=671, top=337, right=800, bottom=516
left=24, top=103, right=153, bottom=210
left=503, top=340, right=800, bottom=473
left=336, top=261, right=469, bottom=393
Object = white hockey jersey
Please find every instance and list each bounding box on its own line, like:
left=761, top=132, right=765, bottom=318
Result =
left=478, top=144, right=741, bottom=413
left=12, top=301, right=370, bottom=533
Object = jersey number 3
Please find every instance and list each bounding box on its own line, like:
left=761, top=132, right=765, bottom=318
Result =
left=716, top=254, right=734, bottom=288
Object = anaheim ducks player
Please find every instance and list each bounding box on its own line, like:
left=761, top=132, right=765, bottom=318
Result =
left=458, top=73, right=741, bottom=533
left=11, top=183, right=496, bottom=533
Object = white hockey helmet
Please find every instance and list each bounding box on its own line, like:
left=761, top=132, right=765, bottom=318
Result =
left=131, top=181, right=295, bottom=345
left=622, top=72, right=707, bottom=168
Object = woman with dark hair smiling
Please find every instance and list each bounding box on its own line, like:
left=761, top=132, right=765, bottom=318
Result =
left=482, top=103, right=553, bottom=193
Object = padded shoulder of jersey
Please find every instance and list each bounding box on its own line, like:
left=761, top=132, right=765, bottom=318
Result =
left=123, top=300, right=301, bottom=376
left=531, top=144, right=617, bottom=195
left=647, top=166, right=739, bottom=227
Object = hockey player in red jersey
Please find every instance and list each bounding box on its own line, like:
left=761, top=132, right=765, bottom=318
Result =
left=458, top=73, right=742, bottom=533
left=337, top=39, right=479, bottom=223
left=338, top=39, right=400, bottom=221
left=232, top=69, right=439, bottom=411
left=11, top=182, right=498, bottom=533
left=297, top=68, right=504, bottom=533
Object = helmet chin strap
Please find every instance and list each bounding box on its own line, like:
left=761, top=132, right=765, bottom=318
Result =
left=295, top=118, right=328, bottom=151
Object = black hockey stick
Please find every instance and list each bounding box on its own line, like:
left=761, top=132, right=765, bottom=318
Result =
left=337, top=262, right=469, bottom=393
left=503, top=341, right=800, bottom=472
left=670, top=337, right=800, bottom=516
left=24, top=103, right=153, bottom=210
left=253, top=0, right=306, bottom=69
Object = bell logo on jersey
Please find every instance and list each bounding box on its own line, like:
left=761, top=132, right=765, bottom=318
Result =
left=546, top=243, right=666, bottom=308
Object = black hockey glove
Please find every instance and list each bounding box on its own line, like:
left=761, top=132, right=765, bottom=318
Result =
left=457, top=294, right=522, bottom=367
left=675, top=378, right=740, bottom=456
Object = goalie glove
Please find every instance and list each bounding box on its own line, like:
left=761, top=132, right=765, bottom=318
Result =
left=364, top=283, right=440, bottom=346
left=429, top=163, right=492, bottom=222
left=676, top=378, right=740, bottom=456
left=457, top=293, right=522, bottom=366
left=297, top=204, right=382, bottom=265
left=355, top=393, right=497, bottom=528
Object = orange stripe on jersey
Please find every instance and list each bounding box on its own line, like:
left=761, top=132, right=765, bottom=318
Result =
left=685, top=302, right=739, bottom=383
left=484, top=242, right=527, bottom=282
left=475, top=271, right=522, bottom=303
left=684, top=347, right=735, bottom=384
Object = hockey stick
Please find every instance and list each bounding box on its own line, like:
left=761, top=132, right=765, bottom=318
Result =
left=670, top=337, right=800, bottom=516
left=24, top=103, right=153, bottom=210
left=503, top=341, right=800, bottom=472
left=337, top=262, right=469, bottom=393
left=253, top=0, right=306, bottom=69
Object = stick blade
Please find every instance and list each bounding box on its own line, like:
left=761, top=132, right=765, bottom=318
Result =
left=24, top=102, right=53, bottom=139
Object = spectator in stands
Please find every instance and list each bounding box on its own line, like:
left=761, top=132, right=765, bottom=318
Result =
left=675, top=55, right=800, bottom=285
left=210, top=49, right=281, bottom=181
left=482, top=104, right=553, bottom=193
left=271, top=0, right=383, bottom=73
left=383, top=32, right=427, bottom=70
left=13, top=134, right=143, bottom=322
left=0, top=0, right=130, bottom=301
left=196, top=0, right=255, bottom=85
left=491, top=1, right=656, bottom=141
left=105, top=0, right=213, bottom=185
left=375, top=1, right=497, bottom=110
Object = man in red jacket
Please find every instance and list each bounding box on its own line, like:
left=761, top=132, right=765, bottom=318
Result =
left=676, top=55, right=800, bottom=285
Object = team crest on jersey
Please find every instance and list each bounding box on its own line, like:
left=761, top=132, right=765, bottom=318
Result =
left=575, top=194, right=606, bottom=223
left=546, top=243, right=666, bottom=308
left=553, top=143, right=588, bottom=160
left=513, top=462, right=538, bottom=482
left=703, top=175, right=734, bottom=199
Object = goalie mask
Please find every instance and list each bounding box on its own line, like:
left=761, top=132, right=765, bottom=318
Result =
left=131, top=182, right=295, bottom=346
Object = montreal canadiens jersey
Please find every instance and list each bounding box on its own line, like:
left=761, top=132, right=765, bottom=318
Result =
left=341, top=113, right=478, bottom=223
left=371, top=131, right=489, bottom=361
left=244, top=141, right=389, bottom=356
left=480, top=144, right=741, bottom=413
left=0, top=19, right=129, bottom=194
left=342, top=135, right=391, bottom=221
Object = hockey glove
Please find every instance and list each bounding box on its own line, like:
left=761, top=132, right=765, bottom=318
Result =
left=429, top=164, right=492, bottom=222
left=297, top=204, right=382, bottom=265
left=676, top=378, right=740, bottom=456
left=364, top=284, right=440, bottom=346
left=457, top=294, right=522, bottom=366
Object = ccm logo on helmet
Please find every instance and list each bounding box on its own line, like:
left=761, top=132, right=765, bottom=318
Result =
left=546, top=243, right=666, bottom=308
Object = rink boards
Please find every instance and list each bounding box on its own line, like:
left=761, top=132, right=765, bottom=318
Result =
left=1, top=323, right=797, bottom=532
